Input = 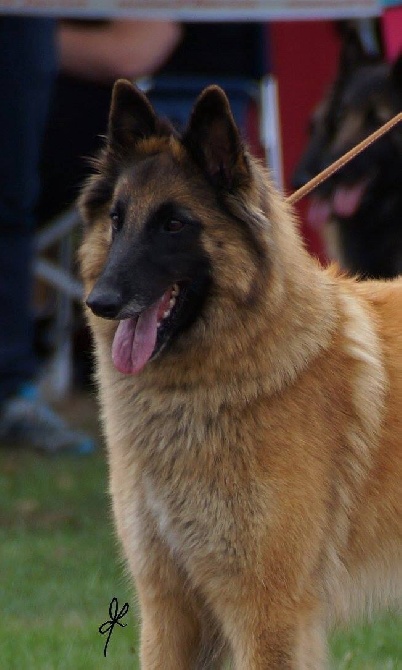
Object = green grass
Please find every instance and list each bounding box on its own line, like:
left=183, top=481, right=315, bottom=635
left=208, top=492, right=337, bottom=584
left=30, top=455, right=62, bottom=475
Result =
left=0, top=447, right=139, bottom=669
left=332, top=615, right=402, bottom=669
left=0, top=396, right=401, bottom=669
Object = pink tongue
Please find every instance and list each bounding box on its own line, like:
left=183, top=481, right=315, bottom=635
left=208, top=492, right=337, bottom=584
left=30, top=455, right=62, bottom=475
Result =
left=306, top=180, right=368, bottom=228
left=111, top=290, right=173, bottom=375
left=112, top=304, right=159, bottom=375
left=307, top=197, right=332, bottom=229
left=332, top=181, right=367, bottom=217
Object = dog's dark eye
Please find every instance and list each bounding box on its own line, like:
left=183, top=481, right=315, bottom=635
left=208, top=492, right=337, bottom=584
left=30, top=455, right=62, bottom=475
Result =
left=163, top=219, right=186, bottom=233
left=110, top=210, right=122, bottom=234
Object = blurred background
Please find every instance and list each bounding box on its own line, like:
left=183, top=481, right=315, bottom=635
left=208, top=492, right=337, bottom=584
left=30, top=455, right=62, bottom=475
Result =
left=0, top=2, right=401, bottom=668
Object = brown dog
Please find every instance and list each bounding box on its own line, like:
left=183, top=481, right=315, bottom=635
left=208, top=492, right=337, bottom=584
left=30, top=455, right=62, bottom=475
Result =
left=293, top=33, right=402, bottom=279
left=79, top=80, right=402, bottom=668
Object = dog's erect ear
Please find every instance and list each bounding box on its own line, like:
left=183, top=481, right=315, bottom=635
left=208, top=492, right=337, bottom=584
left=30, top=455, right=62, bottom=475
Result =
left=390, top=53, right=402, bottom=90
left=338, top=28, right=369, bottom=76
left=107, top=79, right=157, bottom=154
left=340, top=30, right=364, bottom=75
left=183, top=86, right=249, bottom=189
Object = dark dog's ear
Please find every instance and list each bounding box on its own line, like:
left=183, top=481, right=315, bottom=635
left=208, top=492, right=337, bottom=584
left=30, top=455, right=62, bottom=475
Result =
left=338, top=27, right=368, bottom=76
left=338, top=23, right=383, bottom=73
left=183, top=86, right=249, bottom=190
left=390, top=53, right=402, bottom=90
left=108, top=79, right=157, bottom=154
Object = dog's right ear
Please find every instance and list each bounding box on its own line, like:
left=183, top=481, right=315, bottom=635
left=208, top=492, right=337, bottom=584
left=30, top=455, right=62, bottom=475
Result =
left=338, top=27, right=370, bottom=76
left=339, top=22, right=380, bottom=77
left=107, top=79, right=157, bottom=155
left=79, top=82, right=158, bottom=223
left=391, top=53, right=402, bottom=90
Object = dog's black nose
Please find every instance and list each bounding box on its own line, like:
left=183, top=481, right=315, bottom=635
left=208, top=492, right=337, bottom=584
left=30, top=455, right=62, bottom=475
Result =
left=86, top=287, right=123, bottom=318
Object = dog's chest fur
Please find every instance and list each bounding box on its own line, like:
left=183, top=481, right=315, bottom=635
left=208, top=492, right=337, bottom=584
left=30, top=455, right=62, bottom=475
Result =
left=139, top=389, right=265, bottom=563
left=98, top=359, right=278, bottom=576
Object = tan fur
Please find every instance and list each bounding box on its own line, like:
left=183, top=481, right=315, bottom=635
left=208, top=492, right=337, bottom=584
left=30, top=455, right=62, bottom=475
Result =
left=79, top=90, right=402, bottom=668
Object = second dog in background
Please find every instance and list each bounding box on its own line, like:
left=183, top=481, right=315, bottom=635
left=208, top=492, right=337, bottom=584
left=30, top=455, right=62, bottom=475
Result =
left=293, top=34, right=402, bottom=279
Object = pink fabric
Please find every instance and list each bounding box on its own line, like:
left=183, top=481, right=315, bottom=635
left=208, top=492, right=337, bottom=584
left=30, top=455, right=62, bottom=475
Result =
left=382, top=8, right=402, bottom=62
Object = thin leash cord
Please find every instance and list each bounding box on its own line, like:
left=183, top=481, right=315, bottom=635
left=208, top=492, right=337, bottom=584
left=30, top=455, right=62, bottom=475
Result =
left=287, top=112, right=402, bottom=206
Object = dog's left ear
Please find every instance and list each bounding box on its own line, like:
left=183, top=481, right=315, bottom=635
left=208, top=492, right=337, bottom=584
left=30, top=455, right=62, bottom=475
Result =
left=183, top=86, right=249, bottom=190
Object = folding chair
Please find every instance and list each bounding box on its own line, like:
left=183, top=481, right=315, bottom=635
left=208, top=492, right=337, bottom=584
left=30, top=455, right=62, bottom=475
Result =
left=34, top=207, right=82, bottom=399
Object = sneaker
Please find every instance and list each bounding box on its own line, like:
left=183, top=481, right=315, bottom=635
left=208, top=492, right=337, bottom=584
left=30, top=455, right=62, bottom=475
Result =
left=0, top=384, right=96, bottom=455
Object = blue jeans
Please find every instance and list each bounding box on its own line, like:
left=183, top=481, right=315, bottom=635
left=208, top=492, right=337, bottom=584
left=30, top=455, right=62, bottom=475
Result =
left=0, top=17, right=57, bottom=403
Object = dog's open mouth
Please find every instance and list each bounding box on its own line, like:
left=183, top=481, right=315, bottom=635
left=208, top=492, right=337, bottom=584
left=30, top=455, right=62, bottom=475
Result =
left=307, top=177, right=371, bottom=228
left=111, top=282, right=190, bottom=375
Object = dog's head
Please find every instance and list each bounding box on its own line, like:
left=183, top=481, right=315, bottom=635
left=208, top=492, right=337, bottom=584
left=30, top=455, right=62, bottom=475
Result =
left=79, top=81, right=278, bottom=376
left=293, top=35, right=402, bottom=228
